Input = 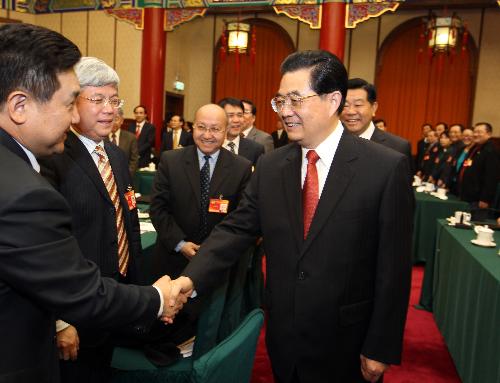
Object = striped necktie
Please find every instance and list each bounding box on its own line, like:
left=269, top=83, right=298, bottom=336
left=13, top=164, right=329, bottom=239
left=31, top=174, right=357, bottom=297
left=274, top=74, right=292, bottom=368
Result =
left=94, top=145, right=129, bottom=276
left=228, top=141, right=236, bottom=154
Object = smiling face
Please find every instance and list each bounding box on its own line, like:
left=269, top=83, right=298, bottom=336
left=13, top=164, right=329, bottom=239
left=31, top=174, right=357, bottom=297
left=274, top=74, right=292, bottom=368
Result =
left=223, top=104, right=244, bottom=140
left=193, top=104, right=227, bottom=155
left=277, top=68, right=341, bottom=149
left=242, top=101, right=255, bottom=130
left=74, top=85, right=118, bottom=142
left=462, top=128, right=473, bottom=147
left=10, top=70, right=80, bottom=156
left=340, top=88, right=378, bottom=136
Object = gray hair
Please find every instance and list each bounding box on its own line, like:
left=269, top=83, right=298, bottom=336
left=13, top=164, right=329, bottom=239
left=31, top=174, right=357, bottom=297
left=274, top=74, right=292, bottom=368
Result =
left=116, top=107, right=124, bottom=117
left=74, top=57, right=119, bottom=88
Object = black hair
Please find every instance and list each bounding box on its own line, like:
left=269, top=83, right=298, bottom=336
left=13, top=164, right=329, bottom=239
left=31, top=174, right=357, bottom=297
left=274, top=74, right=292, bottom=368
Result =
left=218, top=97, right=244, bottom=112
left=242, top=99, right=256, bottom=115
left=475, top=122, right=492, bottom=133
left=347, top=78, right=377, bottom=104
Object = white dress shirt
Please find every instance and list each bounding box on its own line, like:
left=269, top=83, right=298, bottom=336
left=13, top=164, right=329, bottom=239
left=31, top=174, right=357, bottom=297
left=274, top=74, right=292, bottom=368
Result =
left=359, top=121, right=376, bottom=140
left=223, top=135, right=241, bottom=154
left=301, top=121, right=343, bottom=197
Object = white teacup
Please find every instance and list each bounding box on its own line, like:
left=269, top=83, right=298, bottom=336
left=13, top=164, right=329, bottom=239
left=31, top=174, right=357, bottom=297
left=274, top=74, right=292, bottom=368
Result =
left=424, top=183, right=435, bottom=192
left=474, top=225, right=494, bottom=244
left=462, top=212, right=471, bottom=225
left=454, top=211, right=463, bottom=223
left=436, top=188, right=447, bottom=197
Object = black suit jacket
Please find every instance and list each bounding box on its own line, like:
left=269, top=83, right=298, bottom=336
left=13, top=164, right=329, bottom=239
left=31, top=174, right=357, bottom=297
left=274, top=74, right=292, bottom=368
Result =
left=183, top=129, right=413, bottom=382
left=238, top=137, right=264, bottom=166
left=415, top=138, right=429, bottom=173
left=459, top=139, right=500, bottom=204
left=0, top=128, right=159, bottom=383
left=271, top=129, right=289, bottom=148
left=150, top=146, right=252, bottom=279
left=128, top=122, right=155, bottom=168
left=159, top=129, right=194, bottom=152
left=370, top=128, right=413, bottom=173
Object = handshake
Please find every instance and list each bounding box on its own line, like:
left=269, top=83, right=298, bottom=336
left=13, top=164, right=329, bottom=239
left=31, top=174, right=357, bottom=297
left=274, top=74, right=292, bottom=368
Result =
left=153, top=275, right=195, bottom=324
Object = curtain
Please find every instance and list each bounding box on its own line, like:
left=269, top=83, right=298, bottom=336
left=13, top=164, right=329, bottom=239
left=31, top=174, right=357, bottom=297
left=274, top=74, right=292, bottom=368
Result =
left=214, top=19, right=294, bottom=134
left=375, top=18, right=476, bottom=153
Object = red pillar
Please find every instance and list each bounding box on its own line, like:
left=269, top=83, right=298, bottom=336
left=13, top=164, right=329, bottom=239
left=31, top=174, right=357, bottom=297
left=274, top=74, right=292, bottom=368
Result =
left=319, top=2, right=346, bottom=62
left=140, top=7, right=166, bottom=152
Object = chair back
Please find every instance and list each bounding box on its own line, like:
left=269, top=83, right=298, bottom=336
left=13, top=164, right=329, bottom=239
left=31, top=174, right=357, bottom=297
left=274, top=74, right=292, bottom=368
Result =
left=192, top=309, right=264, bottom=383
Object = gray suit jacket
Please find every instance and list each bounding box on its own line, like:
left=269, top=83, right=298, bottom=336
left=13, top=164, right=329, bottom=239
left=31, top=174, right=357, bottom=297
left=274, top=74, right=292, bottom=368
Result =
left=245, top=126, right=274, bottom=153
left=116, top=129, right=139, bottom=176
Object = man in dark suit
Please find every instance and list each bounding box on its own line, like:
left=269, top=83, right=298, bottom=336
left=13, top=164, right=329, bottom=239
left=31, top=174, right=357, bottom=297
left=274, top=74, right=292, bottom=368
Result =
left=159, top=114, right=193, bottom=153
left=128, top=105, right=155, bottom=168
left=170, top=50, right=413, bottom=383
left=458, top=122, right=499, bottom=208
left=0, top=23, right=183, bottom=383
left=416, top=123, right=433, bottom=173
left=40, top=57, right=147, bottom=383
left=151, top=103, right=252, bottom=279
left=219, top=97, right=264, bottom=166
left=271, top=119, right=289, bottom=148
left=109, top=107, right=139, bottom=176
left=340, top=78, right=413, bottom=171
left=241, top=99, right=274, bottom=152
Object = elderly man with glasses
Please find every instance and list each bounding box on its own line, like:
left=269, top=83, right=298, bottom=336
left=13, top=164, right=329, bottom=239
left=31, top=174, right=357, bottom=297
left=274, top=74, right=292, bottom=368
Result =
left=40, top=57, right=144, bottom=383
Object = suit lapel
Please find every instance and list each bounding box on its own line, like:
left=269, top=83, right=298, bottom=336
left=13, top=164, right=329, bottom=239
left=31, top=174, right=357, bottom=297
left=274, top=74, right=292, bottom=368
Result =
left=282, top=144, right=303, bottom=253
left=65, top=131, right=113, bottom=205
left=371, top=128, right=386, bottom=145
left=209, top=149, right=231, bottom=197
left=184, top=146, right=202, bottom=209
left=0, top=128, right=31, bottom=166
left=300, top=132, right=358, bottom=257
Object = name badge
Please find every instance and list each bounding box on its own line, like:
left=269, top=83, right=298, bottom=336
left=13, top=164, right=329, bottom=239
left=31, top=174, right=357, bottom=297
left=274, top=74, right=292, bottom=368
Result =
left=423, top=155, right=430, bottom=161
left=209, top=197, right=229, bottom=214
left=125, top=187, right=137, bottom=210
left=463, top=159, right=473, bottom=167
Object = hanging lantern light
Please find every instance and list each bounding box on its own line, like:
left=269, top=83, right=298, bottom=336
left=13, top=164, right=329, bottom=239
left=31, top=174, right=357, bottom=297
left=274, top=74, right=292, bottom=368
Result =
left=227, top=22, right=250, bottom=53
left=427, top=13, right=463, bottom=54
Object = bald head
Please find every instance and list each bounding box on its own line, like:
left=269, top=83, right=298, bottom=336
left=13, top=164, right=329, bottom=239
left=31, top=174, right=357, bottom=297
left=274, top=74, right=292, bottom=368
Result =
left=193, top=104, right=228, bottom=155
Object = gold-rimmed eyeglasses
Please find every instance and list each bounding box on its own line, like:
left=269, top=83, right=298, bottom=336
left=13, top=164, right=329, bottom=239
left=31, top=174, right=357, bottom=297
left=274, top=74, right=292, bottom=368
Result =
left=270, top=93, right=319, bottom=113
left=79, top=95, right=124, bottom=109
left=194, top=125, right=224, bottom=134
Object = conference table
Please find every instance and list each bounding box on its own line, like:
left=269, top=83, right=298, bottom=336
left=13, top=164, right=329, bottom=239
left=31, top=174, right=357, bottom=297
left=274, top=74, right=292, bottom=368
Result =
left=134, top=170, right=156, bottom=196
left=430, top=219, right=499, bottom=383
left=412, top=191, right=469, bottom=263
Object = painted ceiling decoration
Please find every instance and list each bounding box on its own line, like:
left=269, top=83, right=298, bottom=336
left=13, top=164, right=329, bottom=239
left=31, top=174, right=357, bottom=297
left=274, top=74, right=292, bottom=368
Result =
left=3, top=0, right=404, bottom=30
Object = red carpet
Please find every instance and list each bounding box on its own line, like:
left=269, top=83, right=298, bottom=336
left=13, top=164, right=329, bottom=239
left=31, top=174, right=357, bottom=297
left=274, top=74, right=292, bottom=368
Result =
left=250, top=265, right=461, bottom=383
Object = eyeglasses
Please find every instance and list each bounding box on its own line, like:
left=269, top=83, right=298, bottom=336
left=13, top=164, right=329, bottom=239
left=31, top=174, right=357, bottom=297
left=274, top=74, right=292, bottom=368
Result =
left=271, top=93, right=319, bottom=113
left=194, top=125, right=224, bottom=134
left=79, top=96, right=124, bottom=109
left=226, top=113, right=244, bottom=119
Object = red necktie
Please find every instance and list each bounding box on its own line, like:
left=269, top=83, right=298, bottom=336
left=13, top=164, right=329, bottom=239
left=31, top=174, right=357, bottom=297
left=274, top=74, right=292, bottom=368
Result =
left=303, top=150, right=320, bottom=239
left=135, top=124, right=141, bottom=138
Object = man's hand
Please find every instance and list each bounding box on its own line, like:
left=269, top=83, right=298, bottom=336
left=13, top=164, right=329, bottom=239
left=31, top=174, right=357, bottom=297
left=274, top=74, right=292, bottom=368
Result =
left=478, top=200, right=489, bottom=209
left=180, top=242, right=200, bottom=259
left=159, top=276, right=194, bottom=324
left=360, top=355, right=388, bottom=382
left=153, top=275, right=189, bottom=324
left=56, top=325, right=79, bottom=361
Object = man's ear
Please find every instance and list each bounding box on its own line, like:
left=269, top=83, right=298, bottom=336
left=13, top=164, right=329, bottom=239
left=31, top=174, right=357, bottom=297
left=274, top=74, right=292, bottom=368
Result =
left=371, top=101, right=379, bottom=116
left=7, top=91, right=29, bottom=125
left=328, top=91, right=343, bottom=117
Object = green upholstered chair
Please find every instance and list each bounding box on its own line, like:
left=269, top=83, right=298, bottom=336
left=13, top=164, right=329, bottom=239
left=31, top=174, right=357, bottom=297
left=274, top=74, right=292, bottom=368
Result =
left=110, top=308, right=264, bottom=383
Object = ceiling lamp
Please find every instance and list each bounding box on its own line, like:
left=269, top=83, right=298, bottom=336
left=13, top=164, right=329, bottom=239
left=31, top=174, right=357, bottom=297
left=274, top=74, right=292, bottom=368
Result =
left=427, top=13, right=463, bottom=54
left=227, top=22, right=250, bottom=53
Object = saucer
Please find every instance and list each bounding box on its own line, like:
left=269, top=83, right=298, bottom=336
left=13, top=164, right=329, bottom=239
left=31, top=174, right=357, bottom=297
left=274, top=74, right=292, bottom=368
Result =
left=470, top=239, right=496, bottom=248
left=430, top=192, right=448, bottom=200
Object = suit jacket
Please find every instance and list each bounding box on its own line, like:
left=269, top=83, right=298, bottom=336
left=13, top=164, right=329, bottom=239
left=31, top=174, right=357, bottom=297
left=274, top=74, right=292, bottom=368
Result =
left=370, top=128, right=413, bottom=173
left=128, top=122, right=155, bottom=168
left=245, top=126, right=274, bottom=153
left=150, top=146, right=252, bottom=279
left=116, top=129, right=139, bottom=176
left=238, top=137, right=265, bottom=166
left=271, top=129, right=289, bottom=148
left=415, top=138, right=429, bottom=173
left=0, top=128, right=160, bottom=383
left=159, top=129, right=194, bottom=153
left=183, top=130, right=413, bottom=382
left=458, top=139, right=500, bottom=204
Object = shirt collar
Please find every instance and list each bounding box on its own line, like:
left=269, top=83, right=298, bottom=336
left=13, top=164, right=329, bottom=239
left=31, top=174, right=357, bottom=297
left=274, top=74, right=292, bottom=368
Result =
left=241, top=126, right=253, bottom=137
left=110, top=129, right=120, bottom=140
left=14, top=139, right=40, bottom=173
left=71, top=127, right=105, bottom=156
left=301, top=121, right=344, bottom=167
left=197, top=147, right=220, bottom=163
left=224, top=134, right=240, bottom=148
left=359, top=121, right=376, bottom=140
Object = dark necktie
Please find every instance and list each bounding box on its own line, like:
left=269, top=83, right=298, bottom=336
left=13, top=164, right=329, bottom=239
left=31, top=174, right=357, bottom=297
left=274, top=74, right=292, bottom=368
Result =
left=303, top=150, right=320, bottom=239
left=199, top=155, right=211, bottom=239
left=111, top=133, right=117, bottom=145
left=228, top=141, right=236, bottom=154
